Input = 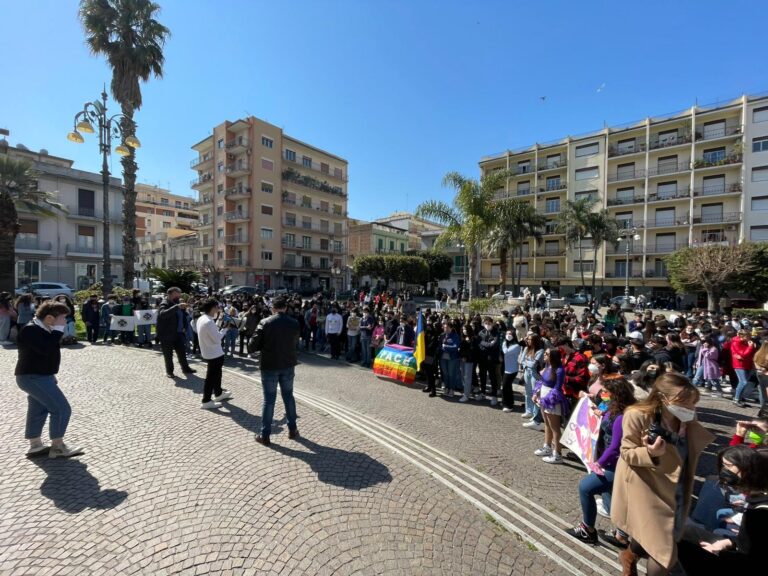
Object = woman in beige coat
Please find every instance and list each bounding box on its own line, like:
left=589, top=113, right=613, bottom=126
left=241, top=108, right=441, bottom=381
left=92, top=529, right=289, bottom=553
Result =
left=610, top=372, right=714, bottom=576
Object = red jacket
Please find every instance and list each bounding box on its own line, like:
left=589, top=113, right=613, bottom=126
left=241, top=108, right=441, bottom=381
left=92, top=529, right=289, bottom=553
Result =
left=730, top=338, right=757, bottom=370
left=563, top=350, right=590, bottom=398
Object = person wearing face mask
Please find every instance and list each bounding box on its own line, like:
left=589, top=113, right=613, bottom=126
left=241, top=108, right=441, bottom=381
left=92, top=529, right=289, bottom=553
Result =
left=680, top=324, right=699, bottom=378
left=388, top=315, right=415, bottom=348
left=500, top=330, right=521, bottom=412
left=112, top=295, right=135, bottom=346
left=678, top=445, right=768, bottom=571
left=731, top=329, right=758, bottom=408
left=611, top=373, right=715, bottom=576
left=477, top=317, right=501, bottom=405
left=14, top=301, right=84, bottom=458
left=325, top=306, right=343, bottom=360
left=156, top=287, right=197, bottom=378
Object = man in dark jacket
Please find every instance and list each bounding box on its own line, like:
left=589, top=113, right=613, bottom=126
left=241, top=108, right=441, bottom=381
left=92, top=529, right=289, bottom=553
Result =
left=81, top=294, right=101, bottom=344
left=156, top=287, right=196, bottom=378
left=477, top=316, right=501, bottom=404
left=248, top=297, right=300, bottom=446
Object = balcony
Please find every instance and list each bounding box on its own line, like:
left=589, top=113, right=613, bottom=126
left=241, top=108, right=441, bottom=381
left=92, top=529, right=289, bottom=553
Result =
left=191, top=173, right=213, bottom=189
left=223, top=234, right=249, bottom=245
left=648, top=132, right=692, bottom=150
left=605, top=244, right=644, bottom=255
left=193, top=219, right=213, bottom=229
left=692, top=182, right=742, bottom=197
left=66, top=243, right=123, bottom=257
left=647, top=187, right=692, bottom=203
left=65, top=205, right=105, bottom=221
left=196, top=239, right=214, bottom=248
left=646, top=161, right=690, bottom=178
left=695, top=124, right=741, bottom=142
left=226, top=137, right=249, bottom=154
left=608, top=168, right=645, bottom=183
left=607, top=195, right=645, bottom=206
left=282, top=167, right=346, bottom=197
left=224, top=211, right=249, bottom=223
left=282, top=260, right=323, bottom=270
left=646, top=217, right=688, bottom=229
left=538, top=181, right=567, bottom=193
left=692, top=211, right=742, bottom=225
left=646, top=241, right=689, bottom=254
left=167, top=259, right=197, bottom=268
left=535, top=247, right=565, bottom=257
left=190, top=154, right=213, bottom=169
left=15, top=237, right=52, bottom=253
left=537, top=158, right=567, bottom=172
left=224, top=186, right=252, bottom=199
left=282, top=153, right=348, bottom=182
left=608, top=140, right=646, bottom=158
left=693, top=154, right=743, bottom=169
left=221, top=258, right=249, bottom=268
left=540, top=270, right=562, bottom=278
left=516, top=188, right=534, bottom=197
left=225, top=163, right=250, bottom=178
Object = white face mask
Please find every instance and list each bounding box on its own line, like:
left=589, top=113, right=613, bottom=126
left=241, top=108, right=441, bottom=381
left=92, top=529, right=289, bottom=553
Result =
left=484, top=324, right=493, bottom=331
left=588, top=364, right=600, bottom=375
left=52, top=324, right=66, bottom=333
left=505, top=335, right=514, bottom=342
left=667, top=404, right=696, bottom=423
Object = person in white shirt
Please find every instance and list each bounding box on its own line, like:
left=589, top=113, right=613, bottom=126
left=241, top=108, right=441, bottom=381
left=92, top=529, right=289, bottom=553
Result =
left=195, top=299, right=234, bottom=409
left=325, top=306, right=343, bottom=360
left=501, top=330, right=521, bottom=413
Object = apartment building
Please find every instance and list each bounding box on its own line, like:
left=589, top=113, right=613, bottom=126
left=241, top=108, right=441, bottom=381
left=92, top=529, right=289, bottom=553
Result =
left=5, top=140, right=125, bottom=290
left=136, top=229, right=197, bottom=273
left=190, top=116, right=348, bottom=291
left=135, top=183, right=198, bottom=237
left=375, top=211, right=444, bottom=251
left=348, top=219, right=411, bottom=260
left=478, top=92, right=768, bottom=298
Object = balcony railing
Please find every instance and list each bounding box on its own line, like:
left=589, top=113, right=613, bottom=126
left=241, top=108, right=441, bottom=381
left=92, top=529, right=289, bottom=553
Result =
left=692, top=182, right=742, bottom=197
left=512, top=165, right=534, bottom=176
left=647, top=187, right=692, bottom=202
left=282, top=167, right=346, bottom=197
left=608, top=140, right=646, bottom=157
left=537, top=158, right=567, bottom=171
left=695, top=124, right=741, bottom=141
left=647, top=241, right=689, bottom=253
left=605, top=244, right=644, bottom=255
left=190, top=154, right=213, bottom=168
left=225, top=163, right=250, bottom=176
left=693, top=154, right=743, bottom=169
left=692, top=211, right=742, bottom=225
left=516, top=188, right=533, bottom=197
left=15, top=237, right=52, bottom=251
left=226, top=137, right=249, bottom=150
left=66, top=243, right=122, bottom=256
left=646, top=217, right=687, bottom=229
left=646, top=161, right=690, bottom=177
left=607, top=195, right=645, bottom=206
left=191, top=174, right=213, bottom=187
left=224, top=186, right=252, bottom=199
left=538, top=181, right=567, bottom=193
left=282, top=261, right=329, bottom=270
left=536, top=247, right=565, bottom=256
left=224, top=211, right=249, bottom=222
left=223, top=234, right=249, bottom=244
left=608, top=168, right=645, bottom=183
left=193, top=220, right=213, bottom=228
left=282, top=153, right=348, bottom=182
left=648, top=132, right=692, bottom=150
left=283, top=220, right=344, bottom=235
left=167, top=259, right=197, bottom=268
left=220, top=259, right=249, bottom=267
left=540, top=271, right=561, bottom=278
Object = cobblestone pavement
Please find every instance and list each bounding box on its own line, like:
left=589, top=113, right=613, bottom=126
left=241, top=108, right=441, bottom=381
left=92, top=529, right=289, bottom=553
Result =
left=0, top=342, right=757, bottom=575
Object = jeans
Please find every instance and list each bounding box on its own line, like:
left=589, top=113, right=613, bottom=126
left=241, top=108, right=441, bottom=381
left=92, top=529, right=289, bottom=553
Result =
left=523, top=368, right=538, bottom=415
left=685, top=350, right=697, bottom=378
left=691, top=365, right=704, bottom=386
left=203, top=355, right=224, bottom=402
left=346, top=334, right=359, bottom=362
left=161, top=334, right=193, bottom=375
left=578, top=469, right=616, bottom=527
left=733, top=368, right=756, bottom=402
left=16, top=374, right=72, bottom=439
left=224, top=329, right=238, bottom=355
left=689, top=478, right=728, bottom=531
left=440, top=357, right=460, bottom=390
left=260, top=367, right=298, bottom=437
left=461, top=361, right=474, bottom=398
left=137, top=324, right=152, bottom=345
left=360, top=337, right=372, bottom=366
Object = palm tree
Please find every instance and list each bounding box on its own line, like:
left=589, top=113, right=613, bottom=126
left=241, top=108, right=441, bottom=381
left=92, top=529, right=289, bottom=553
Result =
left=79, top=0, right=170, bottom=287
left=0, top=155, right=66, bottom=292
left=585, top=210, right=620, bottom=299
left=511, top=203, right=545, bottom=295
left=556, top=196, right=597, bottom=294
left=415, top=170, right=512, bottom=299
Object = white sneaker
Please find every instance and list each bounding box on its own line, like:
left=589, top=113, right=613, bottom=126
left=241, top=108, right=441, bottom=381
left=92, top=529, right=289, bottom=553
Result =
left=26, top=444, right=50, bottom=457
left=213, top=391, right=233, bottom=402
left=49, top=443, right=84, bottom=459
left=542, top=453, right=563, bottom=464
left=596, top=497, right=610, bottom=518
left=475, top=394, right=485, bottom=401
left=502, top=407, right=513, bottom=413
left=490, top=397, right=498, bottom=407
left=201, top=400, right=223, bottom=410
left=523, top=421, right=544, bottom=431
left=534, top=446, right=552, bottom=457
left=459, top=395, right=469, bottom=403
left=521, top=412, right=534, bottom=419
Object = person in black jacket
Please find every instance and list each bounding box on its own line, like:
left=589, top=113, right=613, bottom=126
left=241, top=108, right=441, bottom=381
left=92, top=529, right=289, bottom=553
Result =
left=156, top=287, right=197, bottom=378
left=15, top=301, right=84, bottom=458
left=81, top=294, right=101, bottom=344
left=248, top=297, right=300, bottom=447
left=420, top=321, right=442, bottom=397
left=477, top=316, right=501, bottom=405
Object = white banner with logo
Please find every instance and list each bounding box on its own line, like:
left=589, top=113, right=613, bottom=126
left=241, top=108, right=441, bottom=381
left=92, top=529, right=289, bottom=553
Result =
left=110, top=316, right=136, bottom=331
left=134, top=309, right=157, bottom=326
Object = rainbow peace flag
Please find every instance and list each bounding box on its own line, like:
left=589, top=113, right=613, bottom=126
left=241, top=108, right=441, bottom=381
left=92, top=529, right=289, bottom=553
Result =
left=373, top=344, right=417, bottom=384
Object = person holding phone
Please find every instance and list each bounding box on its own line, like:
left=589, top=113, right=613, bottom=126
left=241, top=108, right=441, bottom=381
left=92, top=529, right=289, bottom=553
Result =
left=156, top=287, right=197, bottom=378
left=611, top=372, right=714, bottom=576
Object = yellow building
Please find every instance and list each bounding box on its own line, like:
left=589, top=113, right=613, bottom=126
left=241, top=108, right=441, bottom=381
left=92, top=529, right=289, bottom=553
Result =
left=479, top=93, right=768, bottom=299
left=135, top=183, right=198, bottom=237
left=190, top=117, right=348, bottom=291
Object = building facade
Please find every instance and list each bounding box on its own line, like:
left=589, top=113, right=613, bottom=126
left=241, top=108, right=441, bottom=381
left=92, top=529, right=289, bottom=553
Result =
left=348, top=219, right=411, bottom=260
left=5, top=141, right=125, bottom=290
left=135, top=183, right=198, bottom=237
left=479, top=93, right=768, bottom=298
left=136, top=230, right=198, bottom=274
left=190, top=116, right=349, bottom=291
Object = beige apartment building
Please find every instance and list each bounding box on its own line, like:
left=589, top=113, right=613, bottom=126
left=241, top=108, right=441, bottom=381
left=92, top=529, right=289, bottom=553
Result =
left=135, top=183, right=198, bottom=237
left=190, top=116, right=348, bottom=291
left=478, top=92, right=768, bottom=299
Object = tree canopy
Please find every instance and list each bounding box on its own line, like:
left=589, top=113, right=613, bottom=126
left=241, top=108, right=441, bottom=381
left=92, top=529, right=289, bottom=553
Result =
left=353, top=255, right=429, bottom=285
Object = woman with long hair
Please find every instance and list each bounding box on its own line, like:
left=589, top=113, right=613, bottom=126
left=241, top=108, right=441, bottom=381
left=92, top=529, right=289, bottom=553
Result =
left=520, top=333, right=545, bottom=422
left=611, top=372, right=715, bottom=576
left=532, top=348, right=569, bottom=464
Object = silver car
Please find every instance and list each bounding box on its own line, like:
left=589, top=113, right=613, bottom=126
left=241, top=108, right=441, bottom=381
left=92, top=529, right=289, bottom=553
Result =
left=15, top=282, right=75, bottom=299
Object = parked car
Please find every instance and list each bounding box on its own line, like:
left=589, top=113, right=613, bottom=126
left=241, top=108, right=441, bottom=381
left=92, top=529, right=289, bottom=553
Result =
left=265, top=288, right=288, bottom=297
left=220, top=285, right=243, bottom=295
left=563, top=293, right=590, bottom=305
left=609, top=295, right=637, bottom=306
left=15, top=282, right=75, bottom=299
left=491, top=290, right=514, bottom=301
left=729, top=297, right=761, bottom=309
left=226, top=285, right=260, bottom=296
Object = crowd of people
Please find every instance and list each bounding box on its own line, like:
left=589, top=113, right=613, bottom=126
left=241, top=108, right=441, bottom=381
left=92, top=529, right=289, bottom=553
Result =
left=7, top=284, right=768, bottom=575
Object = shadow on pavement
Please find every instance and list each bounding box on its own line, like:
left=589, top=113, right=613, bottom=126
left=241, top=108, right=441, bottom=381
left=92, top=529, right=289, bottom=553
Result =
left=213, top=402, right=286, bottom=436
left=32, top=458, right=128, bottom=514
left=271, top=436, right=392, bottom=490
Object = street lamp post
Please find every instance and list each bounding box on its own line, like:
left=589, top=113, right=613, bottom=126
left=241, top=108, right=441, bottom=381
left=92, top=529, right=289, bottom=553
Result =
left=457, top=243, right=467, bottom=300
left=617, top=222, right=641, bottom=310
left=67, top=89, right=140, bottom=296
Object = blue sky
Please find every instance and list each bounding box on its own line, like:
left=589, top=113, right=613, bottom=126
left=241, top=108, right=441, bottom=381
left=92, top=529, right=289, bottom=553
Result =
left=1, top=0, right=767, bottom=221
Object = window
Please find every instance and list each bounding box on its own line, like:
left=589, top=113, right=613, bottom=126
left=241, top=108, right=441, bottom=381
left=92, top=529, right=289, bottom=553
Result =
left=302, top=236, right=311, bottom=249
left=614, top=261, right=632, bottom=278
left=575, top=190, right=598, bottom=202
left=617, top=163, right=635, bottom=180
left=175, top=201, right=181, bottom=208
left=334, top=240, right=343, bottom=253
left=753, top=137, right=768, bottom=152
left=544, top=262, right=559, bottom=277
left=202, top=254, right=209, bottom=263
left=283, top=192, right=296, bottom=204
left=158, top=197, right=168, bottom=205
left=320, top=220, right=330, bottom=233
left=301, top=195, right=312, bottom=208
left=702, top=175, right=725, bottom=196
left=75, top=263, right=98, bottom=290
left=333, top=222, right=342, bottom=235
left=702, top=120, right=725, bottom=140
left=285, top=149, right=296, bottom=162
left=320, top=257, right=329, bottom=270
left=544, top=241, right=560, bottom=256
left=302, top=156, right=312, bottom=168
left=703, top=147, right=726, bottom=164
left=162, top=222, right=171, bottom=229
left=260, top=228, right=273, bottom=239
left=616, top=187, right=635, bottom=203
left=261, top=182, right=273, bottom=194
left=580, top=237, right=595, bottom=250
left=302, top=217, right=312, bottom=229
left=657, top=129, right=678, bottom=146
left=261, top=136, right=273, bottom=148
left=217, top=229, right=224, bottom=238
left=320, top=201, right=329, bottom=212
left=617, top=138, right=636, bottom=155
left=656, top=182, right=677, bottom=199
left=517, top=160, right=531, bottom=174
left=217, top=250, right=224, bottom=259
left=654, top=208, right=675, bottom=227
left=750, top=226, right=768, bottom=241
left=575, top=142, right=599, bottom=157
left=301, top=256, right=312, bottom=268
left=284, top=233, right=295, bottom=247
left=261, top=251, right=273, bottom=261
left=377, top=238, right=384, bottom=250
left=545, top=198, right=560, bottom=213
left=77, top=225, right=95, bottom=249
left=516, top=263, right=529, bottom=278
left=333, top=167, right=343, bottom=179
left=399, top=243, right=405, bottom=253
left=546, top=154, right=562, bottom=168
left=78, top=188, right=95, bottom=217
left=752, top=196, right=768, bottom=211
left=654, top=258, right=667, bottom=278
left=216, top=206, right=223, bottom=215
left=655, top=233, right=676, bottom=252
left=261, top=205, right=273, bottom=215
left=575, top=166, right=599, bottom=180
left=752, top=167, right=768, bottom=182
left=753, top=106, right=768, bottom=123
left=700, top=203, right=723, bottom=224
left=573, top=260, right=594, bottom=273
left=320, top=238, right=329, bottom=251
left=545, top=176, right=561, bottom=191
left=217, top=138, right=224, bottom=149
left=657, top=155, right=678, bottom=173
left=163, top=210, right=173, bottom=217
left=321, top=162, right=329, bottom=174
left=217, top=161, right=224, bottom=173
left=17, top=219, right=38, bottom=240
left=284, top=254, right=296, bottom=267
left=261, top=158, right=274, bottom=171
left=333, top=204, right=342, bottom=215
left=217, top=184, right=224, bottom=193
left=16, top=260, right=40, bottom=285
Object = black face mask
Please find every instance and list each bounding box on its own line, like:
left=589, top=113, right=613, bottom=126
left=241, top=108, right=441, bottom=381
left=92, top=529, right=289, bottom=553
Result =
left=718, top=469, right=740, bottom=487
left=172, top=297, right=180, bottom=304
